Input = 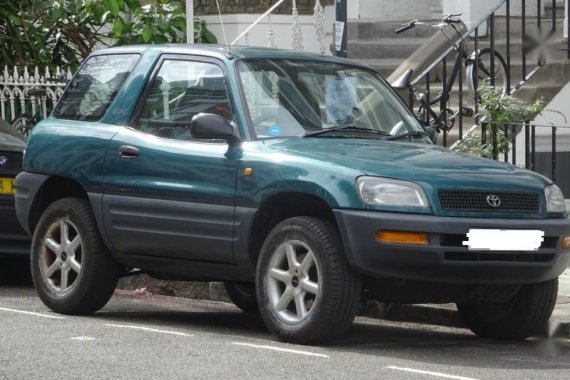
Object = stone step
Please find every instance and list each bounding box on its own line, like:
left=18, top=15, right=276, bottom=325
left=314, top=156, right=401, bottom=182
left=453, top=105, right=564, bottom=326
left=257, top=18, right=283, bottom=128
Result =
left=363, top=56, right=548, bottom=86
left=347, top=38, right=426, bottom=59
left=347, top=20, right=439, bottom=40
left=491, top=15, right=567, bottom=39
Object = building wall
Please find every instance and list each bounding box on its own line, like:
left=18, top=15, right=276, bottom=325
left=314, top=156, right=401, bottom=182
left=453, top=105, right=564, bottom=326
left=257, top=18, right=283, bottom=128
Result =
left=348, top=0, right=443, bottom=21
left=200, top=5, right=335, bottom=54
left=194, top=0, right=335, bottom=15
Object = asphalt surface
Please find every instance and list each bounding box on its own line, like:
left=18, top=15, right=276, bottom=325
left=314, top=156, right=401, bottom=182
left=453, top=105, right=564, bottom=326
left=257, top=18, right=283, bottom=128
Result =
left=1, top=285, right=569, bottom=380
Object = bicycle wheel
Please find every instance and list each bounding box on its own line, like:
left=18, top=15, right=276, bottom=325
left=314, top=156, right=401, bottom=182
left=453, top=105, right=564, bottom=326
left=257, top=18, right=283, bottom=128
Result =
left=466, top=48, right=509, bottom=98
left=11, top=115, right=33, bottom=139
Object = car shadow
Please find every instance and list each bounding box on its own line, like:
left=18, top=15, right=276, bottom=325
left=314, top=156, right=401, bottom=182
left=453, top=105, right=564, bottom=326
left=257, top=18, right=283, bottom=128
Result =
left=0, top=256, right=32, bottom=286
left=88, top=293, right=570, bottom=371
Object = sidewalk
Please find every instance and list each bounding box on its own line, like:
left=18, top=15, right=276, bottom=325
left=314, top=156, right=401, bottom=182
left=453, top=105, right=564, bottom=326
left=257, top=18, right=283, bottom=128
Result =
left=368, top=269, right=570, bottom=336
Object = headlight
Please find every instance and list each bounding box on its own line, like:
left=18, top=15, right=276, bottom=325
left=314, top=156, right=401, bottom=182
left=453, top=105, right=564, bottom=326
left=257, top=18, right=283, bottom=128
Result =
left=545, top=184, right=566, bottom=213
left=356, top=177, right=430, bottom=208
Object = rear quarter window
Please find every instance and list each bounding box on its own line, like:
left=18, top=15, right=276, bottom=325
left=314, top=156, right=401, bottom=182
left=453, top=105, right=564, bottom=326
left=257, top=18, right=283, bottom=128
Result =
left=53, top=54, right=140, bottom=121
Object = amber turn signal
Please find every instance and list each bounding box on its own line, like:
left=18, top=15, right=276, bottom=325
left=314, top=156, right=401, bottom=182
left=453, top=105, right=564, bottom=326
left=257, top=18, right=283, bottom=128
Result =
left=562, top=236, right=570, bottom=249
left=376, top=231, right=428, bottom=246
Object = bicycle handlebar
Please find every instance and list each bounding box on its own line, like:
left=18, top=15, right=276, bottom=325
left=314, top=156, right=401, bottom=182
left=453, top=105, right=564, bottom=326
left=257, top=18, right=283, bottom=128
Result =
left=395, top=20, right=417, bottom=34
left=395, top=13, right=463, bottom=33
left=442, top=13, right=462, bottom=23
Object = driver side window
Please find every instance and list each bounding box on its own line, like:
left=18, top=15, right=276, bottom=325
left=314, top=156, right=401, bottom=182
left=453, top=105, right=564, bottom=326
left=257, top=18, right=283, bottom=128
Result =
left=136, top=59, right=234, bottom=140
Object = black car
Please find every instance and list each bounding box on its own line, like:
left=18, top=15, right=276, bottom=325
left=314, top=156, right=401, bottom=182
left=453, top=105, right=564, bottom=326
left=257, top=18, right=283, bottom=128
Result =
left=0, top=120, right=30, bottom=258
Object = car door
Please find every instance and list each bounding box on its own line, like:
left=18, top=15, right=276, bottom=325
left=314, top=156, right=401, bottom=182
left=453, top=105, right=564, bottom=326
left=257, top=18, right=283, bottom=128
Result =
left=101, top=56, right=240, bottom=264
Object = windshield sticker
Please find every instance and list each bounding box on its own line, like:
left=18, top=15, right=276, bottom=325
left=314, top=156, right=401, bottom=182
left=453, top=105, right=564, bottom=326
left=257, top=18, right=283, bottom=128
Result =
left=268, top=125, right=283, bottom=136
left=325, top=76, right=357, bottom=123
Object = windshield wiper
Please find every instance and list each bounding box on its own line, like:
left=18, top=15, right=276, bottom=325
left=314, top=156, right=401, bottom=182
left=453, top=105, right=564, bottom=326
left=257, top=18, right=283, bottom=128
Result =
left=386, top=130, right=431, bottom=141
left=303, top=125, right=391, bottom=138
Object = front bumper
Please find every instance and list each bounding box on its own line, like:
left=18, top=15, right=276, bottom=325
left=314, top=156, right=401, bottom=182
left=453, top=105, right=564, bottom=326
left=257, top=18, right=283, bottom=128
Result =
left=334, top=209, right=570, bottom=284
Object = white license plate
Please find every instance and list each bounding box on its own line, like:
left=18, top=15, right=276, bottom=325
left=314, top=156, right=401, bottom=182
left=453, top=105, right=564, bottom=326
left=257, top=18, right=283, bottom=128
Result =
left=463, top=229, right=544, bottom=251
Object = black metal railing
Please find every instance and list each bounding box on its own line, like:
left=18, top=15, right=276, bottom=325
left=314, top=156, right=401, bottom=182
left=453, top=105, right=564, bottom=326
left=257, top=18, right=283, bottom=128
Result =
left=398, top=0, right=564, bottom=146
left=391, top=0, right=569, bottom=192
left=475, top=121, right=569, bottom=195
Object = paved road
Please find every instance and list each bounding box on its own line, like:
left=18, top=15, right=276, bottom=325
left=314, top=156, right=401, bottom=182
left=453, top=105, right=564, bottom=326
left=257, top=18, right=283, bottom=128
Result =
left=1, top=285, right=569, bottom=380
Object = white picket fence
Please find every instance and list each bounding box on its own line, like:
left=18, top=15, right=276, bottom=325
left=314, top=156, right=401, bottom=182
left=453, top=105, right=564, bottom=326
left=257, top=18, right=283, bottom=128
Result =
left=0, top=66, right=72, bottom=122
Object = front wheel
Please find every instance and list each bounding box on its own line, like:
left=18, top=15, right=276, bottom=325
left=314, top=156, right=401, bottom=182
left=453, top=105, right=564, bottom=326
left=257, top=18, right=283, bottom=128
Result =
left=256, top=217, right=361, bottom=344
left=31, top=198, right=121, bottom=314
left=466, top=48, right=509, bottom=98
left=457, top=279, right=558, bottom=340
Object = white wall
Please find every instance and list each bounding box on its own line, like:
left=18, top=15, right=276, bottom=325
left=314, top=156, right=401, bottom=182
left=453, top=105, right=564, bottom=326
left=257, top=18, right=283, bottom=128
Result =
left=348, top=0, right=442, bottom=21
left=564, top=0, right=568, bottom=38
left=443, top=0, right=540, bottom=31
left=514, top=82, right=570, bottom=168
left=200, top=6, right=335, bottom=55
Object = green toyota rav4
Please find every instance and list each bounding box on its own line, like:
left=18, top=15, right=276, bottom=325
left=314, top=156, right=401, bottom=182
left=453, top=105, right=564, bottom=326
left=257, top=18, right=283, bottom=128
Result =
left=15, top=45, right=570, bottom=344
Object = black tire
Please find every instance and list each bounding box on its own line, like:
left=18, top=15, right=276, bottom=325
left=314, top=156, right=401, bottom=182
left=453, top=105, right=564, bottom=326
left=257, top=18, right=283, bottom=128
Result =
left=466, top=48, right=509, bottom=98
left=31, top=198, right=121, bottom=314
left=457, top=279, right=558, bottom=340
left=223, top=281, right=259, bottom=313
left=256, top=217, right=361, bottom=344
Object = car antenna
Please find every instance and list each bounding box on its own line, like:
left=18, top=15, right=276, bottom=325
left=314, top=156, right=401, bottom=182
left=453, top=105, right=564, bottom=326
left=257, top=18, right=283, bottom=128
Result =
left=215, top=0, right=232, bottom=58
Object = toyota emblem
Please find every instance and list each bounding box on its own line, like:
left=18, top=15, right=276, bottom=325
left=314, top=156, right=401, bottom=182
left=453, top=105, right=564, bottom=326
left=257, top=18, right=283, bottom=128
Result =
left=0, top=155, right=7, bottom=168
left=486, top=194, right=501, bottom=207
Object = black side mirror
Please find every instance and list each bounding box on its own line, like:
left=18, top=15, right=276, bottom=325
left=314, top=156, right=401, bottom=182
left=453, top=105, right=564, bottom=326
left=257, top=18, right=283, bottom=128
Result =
left=190, top=113, right=241, bottom=144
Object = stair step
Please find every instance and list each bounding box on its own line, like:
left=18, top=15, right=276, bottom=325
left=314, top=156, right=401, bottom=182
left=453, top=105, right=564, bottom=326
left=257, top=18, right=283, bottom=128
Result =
left=490, top=15, right=567, bottom=39
left=347, top=38, right=426, bottom=59
left=348, top=20, right=439, bottom=40
left=358, top=58, right=406, bottom=77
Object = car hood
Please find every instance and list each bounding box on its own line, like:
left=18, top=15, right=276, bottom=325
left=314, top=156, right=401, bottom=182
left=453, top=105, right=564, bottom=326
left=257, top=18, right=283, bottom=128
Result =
left=264, top=138, right=551, bottom=191
left=0, top=119, right=26, bottom=152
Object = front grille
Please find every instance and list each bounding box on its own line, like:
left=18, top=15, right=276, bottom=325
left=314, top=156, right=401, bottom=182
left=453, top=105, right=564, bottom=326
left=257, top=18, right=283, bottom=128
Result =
left=439, top=190, right=539, bottom=212
left=0, top=151, right=23, bottom=172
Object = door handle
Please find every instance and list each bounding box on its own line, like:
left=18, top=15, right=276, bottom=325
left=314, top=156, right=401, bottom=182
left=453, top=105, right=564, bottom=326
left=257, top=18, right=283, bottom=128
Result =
left=118, top=145, right=139, bottom=159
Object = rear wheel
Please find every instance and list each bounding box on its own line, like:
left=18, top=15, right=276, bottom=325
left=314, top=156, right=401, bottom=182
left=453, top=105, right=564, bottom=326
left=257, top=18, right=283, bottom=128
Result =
left=457, top=279, right=558, bottom=340
left=31, top=198, right=120, bottom=314
left=223, top=281, right=259, bottom=313
left=256, top=217, right=361, bottom=344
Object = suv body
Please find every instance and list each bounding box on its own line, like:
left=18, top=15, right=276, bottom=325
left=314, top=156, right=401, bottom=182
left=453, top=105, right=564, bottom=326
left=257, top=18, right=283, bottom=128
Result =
left=15, top=45, right=570, bottom=344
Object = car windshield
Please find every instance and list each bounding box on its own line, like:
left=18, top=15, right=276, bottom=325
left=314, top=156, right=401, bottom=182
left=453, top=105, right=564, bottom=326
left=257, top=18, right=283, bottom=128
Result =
left=237, top=59, right=429, bottom=143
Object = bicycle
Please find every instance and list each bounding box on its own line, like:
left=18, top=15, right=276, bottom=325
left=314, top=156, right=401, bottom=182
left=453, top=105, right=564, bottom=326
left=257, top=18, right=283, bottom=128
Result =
left=390, top=14, right=509, bottom=133
left=11, top=88, right=47, bottom=138
left=11, top=78, right=67, bottom=138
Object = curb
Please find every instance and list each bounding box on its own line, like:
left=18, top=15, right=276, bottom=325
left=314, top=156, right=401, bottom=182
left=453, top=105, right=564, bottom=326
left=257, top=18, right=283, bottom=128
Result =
left=118, top=277, right=570, bottom=338
left=362, top=301, right=465, bottom=328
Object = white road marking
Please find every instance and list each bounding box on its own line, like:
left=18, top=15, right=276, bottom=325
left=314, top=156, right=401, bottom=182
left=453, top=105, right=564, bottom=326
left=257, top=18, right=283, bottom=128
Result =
left=104, top=323, right=193, bottom=337
left=231, top=342, right=329, bottom=358
left=386, top=366, right=479, bottom=380
left=0, top=306, right=65, bottom=319
left=71, top=336, right=97, bottom=341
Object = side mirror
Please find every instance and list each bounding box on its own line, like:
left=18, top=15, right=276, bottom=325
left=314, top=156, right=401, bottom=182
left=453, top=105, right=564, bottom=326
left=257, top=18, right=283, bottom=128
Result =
left=424, top=126, right=438, bottom=144
left=190, top=113, right=241, bottom=144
